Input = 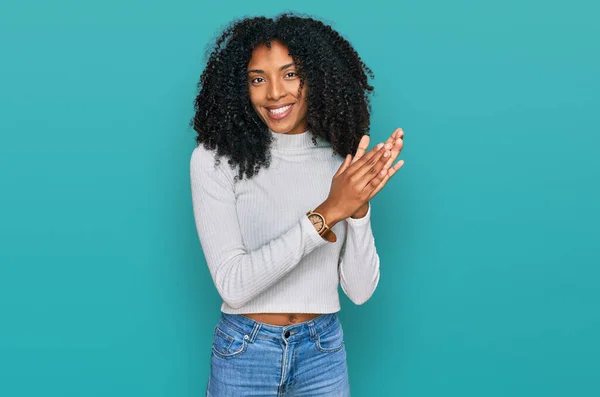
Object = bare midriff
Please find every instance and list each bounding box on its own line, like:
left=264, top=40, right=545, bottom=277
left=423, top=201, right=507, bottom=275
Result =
left=241, top=313, right=321, bottom=326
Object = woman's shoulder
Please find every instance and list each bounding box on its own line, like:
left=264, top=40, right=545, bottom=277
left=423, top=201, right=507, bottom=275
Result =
left=190, top=143, right=213, bottom=164
left=190, top=144, right=214, bottom=174
left=190, top=144, right=235, bottom=181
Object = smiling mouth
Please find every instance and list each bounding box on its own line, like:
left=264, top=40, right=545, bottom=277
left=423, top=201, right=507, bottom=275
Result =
left=266, top=103, right=294, bottom=120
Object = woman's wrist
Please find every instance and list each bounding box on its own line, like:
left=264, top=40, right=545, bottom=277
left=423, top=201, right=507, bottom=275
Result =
left=351, top=202, right=369, bottom=219
left=313, top=201, right=342, bottom=228
left=311, top=200, right=370, bottom=228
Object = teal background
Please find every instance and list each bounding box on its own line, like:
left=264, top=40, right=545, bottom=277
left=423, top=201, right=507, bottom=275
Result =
left=1, top=0, right=598, bottom=395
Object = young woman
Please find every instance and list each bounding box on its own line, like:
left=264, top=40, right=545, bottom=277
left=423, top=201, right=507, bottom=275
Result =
left=190, top=13, right=404, bottom=396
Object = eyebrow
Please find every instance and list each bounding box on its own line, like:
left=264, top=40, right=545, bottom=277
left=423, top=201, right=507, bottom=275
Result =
left=247, top=63, right=295, bottom=74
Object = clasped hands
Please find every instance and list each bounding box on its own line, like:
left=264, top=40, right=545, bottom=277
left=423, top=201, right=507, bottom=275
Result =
left=317, top=128, right=405, bottom=225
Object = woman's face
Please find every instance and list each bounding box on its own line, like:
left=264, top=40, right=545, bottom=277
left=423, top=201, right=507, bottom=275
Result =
left=247, top=40, right=308, bottom=135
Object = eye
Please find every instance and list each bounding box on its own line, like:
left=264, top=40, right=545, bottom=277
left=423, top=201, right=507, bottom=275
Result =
left=250, top=77, right=264, bottom=84
left=285, top=72, right=297, bottom=78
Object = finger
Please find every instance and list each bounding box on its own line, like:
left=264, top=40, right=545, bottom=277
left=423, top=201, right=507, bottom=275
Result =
left=368, top=159, right=405, bottom=199
left=381, top=128, right=401, bottom=155
left=391, top=127, right=403, bottom=141
left=381, top=136, right=404, bottom=171
left=353, top=128, right=401, bottom=165
left=368, top=161, right=403, bottom=200
left=346, top=141, right=386, bottom=175
left=376, top=128, right=403, bottom=169
left=384, top=131, right=396, bottom=147
left=351, top=135, right=370, bottom=164
left=334, top=154, right=353, bottom=178
left=364, top=161, right=391, bottom=196
left=355, top=148, right=391, bottom=186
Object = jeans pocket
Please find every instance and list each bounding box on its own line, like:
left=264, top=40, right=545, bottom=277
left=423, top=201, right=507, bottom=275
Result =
left=212, top=322, right=248, bottom=359
left=315, top=319, right=345, bottom=353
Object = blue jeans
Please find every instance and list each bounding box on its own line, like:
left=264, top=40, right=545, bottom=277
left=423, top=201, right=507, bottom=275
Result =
left=206, top=312, right=351, bottom=396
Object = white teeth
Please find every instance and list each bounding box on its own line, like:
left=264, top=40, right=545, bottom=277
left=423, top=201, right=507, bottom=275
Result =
left=268, top=105, right=292, bottom=115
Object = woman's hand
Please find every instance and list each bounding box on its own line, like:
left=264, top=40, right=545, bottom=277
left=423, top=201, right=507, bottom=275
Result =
left=350, top=128, right=404, bottom=218
left=314, top=128, right=405, bottom=225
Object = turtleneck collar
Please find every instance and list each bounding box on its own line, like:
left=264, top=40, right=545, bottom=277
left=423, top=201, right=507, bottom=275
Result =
left=269, top=129, right=331, bottom=151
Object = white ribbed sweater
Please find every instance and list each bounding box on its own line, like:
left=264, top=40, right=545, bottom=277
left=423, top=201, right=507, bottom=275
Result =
left=189, top=129, right=380, bottom=314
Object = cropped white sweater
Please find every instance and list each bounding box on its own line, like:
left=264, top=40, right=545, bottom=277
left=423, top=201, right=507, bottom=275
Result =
left=190, top=129, right=380, bottom=314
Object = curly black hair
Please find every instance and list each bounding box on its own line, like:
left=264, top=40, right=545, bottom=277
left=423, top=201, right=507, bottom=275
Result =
left=190, top=12, right=375, bottom=181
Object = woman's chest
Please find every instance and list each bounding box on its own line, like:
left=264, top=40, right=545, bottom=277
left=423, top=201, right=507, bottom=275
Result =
left=233, top=155, right=342, bottom=250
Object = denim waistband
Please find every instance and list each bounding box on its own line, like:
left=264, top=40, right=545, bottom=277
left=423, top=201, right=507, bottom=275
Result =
left=219, top=312, right=339, bottom=343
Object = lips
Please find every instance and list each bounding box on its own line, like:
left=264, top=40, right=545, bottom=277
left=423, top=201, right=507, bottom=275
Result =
left=265, top=103, right=294, bottom=120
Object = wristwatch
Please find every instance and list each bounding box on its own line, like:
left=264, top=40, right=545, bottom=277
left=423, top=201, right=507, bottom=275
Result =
left=306, top=210, right=337, bottom=242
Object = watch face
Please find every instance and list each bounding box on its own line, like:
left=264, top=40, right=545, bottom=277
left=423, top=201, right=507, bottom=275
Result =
left=308, top=214, right=324, bottom=232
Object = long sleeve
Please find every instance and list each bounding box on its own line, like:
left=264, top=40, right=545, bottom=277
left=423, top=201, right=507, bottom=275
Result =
left=338, top=203, right=381, bottom=305
left=190, top=146, right=328, bottom=309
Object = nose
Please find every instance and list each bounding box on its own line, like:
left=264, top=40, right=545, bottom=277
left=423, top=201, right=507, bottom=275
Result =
left=267, top=79, right=286, bottom=101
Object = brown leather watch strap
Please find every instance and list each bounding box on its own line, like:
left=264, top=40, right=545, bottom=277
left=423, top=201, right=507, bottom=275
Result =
left=321, top=228, right=337, bottom=243
left=307, top=210, right=337, bottom=243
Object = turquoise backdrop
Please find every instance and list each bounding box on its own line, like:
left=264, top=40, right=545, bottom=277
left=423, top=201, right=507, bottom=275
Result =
left=1, top=0, right=598, bottom=396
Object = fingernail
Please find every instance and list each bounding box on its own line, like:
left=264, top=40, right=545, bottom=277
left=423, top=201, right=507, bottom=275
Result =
left=376, top=143, right=384, bottom=150
left=384, top=150, right=390, bottom=157
left=384, top=143, right=392, bottom=150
